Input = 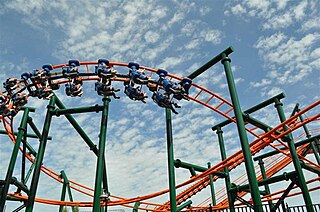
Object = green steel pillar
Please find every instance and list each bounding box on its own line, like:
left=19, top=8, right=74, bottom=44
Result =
left=221, top=54, right=263, bottom=211
left=257, top=158, right=273, bottom=210
left=59, top=170, right=75, bottom=212
left=26, top=96, right=56, bottom=212
left=21, top=130, right=27, bottom=185
left=165, top=108, right=177, bottom=212
left=274, top=98, right=314, bottom=212
left=54, top=96, right=109, bottom=190
left=59, top=179, right=67, bottom=212
left=0, top=108, right=30, bottom=211
left=216, top=127, right=235, bottom=212
left=93, top=98, right=110, bottom=212
left=207, top=162, right=216, bottom=206
left=133, top=201, right=140, bottom=212
left=297, top=107, right=320, bottom=164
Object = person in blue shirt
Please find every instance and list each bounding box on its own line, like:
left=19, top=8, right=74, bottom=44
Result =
left=95, top=81, right=120, bottom=99
left=124, top=84, right=147, bottom=103
left=128, top=62, right=150, bottom=85
left=65, top=78, right=83, bottom=97
left=156, top=69, right=192, bottom=100
left=95, top=59, right=117, bottom=80
left=62, top=60, right=80, bottom=78
left=152, top=91, right=181, bottom=114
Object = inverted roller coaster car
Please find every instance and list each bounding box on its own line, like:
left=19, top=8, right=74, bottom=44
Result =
left=68, top=59, right=80, bottom=67
left=98, top=59, right=109, bottom=66
left=180, top=78, right=192, bottom=93
left=42, top=64, right=53, bottom=73
left=128, top=62, right=140, bottom=70
left=156, top=69, right=168, bottom=77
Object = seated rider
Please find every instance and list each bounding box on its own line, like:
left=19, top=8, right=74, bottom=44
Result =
left=62, top=60, right=80, bottom=78
left=3, top=78, right=19, bottom=93
left=152, top=91, right=181, bottom=114
left=95, top=81, right=120, bottom=99
left=124, top=84, right=147, bottom=103
left=65, top=78, right=83, bottom=97
left=95, top=59, right=117, bottom=79
left=12, top=92, right=28, bottom=107
left=171, top=78, right=192, bottom=100
left=0, top=91, right=21, bottom=117
left=128, top=62, right=150, bottom=85
left=30, top=69, right=48, bottom=83
left=37, top=82, right=54, bottom=100
left=156, top=69, right=177, bottom=94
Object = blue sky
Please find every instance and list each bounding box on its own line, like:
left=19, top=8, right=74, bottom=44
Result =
left=0, top=0, right=319, bottom=211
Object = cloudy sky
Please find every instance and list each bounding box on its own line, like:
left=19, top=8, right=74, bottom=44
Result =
left=0, top=0, right=319, bottom=211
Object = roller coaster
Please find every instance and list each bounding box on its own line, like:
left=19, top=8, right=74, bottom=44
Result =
left=0, top=47, right=319, bottom=212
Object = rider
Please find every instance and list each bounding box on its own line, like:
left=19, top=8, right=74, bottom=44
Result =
left=95, top=80, right=120, bottom=99
left=12, top=92, right=28, bottom=107
left=62, top=60, right=80, bottom=78
left=152, top=91, right=181, bottom=114
left=65, top=78, right=83, bottom=97
left=128, top=62, right=150, bottom=85
left=124, top=84, right=147, bottom=103
left=95, top=59, right=117, bottom=79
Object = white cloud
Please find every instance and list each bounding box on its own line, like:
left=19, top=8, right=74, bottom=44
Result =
left=199, top=6, right=211, bottom=16
left=301, top=17, right=320, bottom=31
left=250, top=78, right=272, bottom=88
left=231, top=4, right=247, bottom=15
left=144, top=31, right=160, bottom=44
left=200, top=29, right=223, bottom=44
left=262, top=86, right=284, bottom=98
left=226, top=0, right=317, bottom=30
left=255, top=33, right=320, bottom=85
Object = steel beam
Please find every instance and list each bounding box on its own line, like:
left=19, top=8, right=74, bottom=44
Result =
left=0, top=107, right=30, bottom=211
left=165, top=108, right=177, bottom=212
left=93, top=98, right=110, bottom=212
left=221, top=53, right=263, bottom=211
left=26, top=96, right=56, bottom=211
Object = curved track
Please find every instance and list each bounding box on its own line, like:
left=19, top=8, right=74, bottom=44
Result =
left=1, top=61, right=319, bottom=211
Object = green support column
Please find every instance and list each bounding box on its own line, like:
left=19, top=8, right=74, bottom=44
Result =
left=165, top=108, right=177, bottom=212
left=26, top=96, right=56, bottom=211
left=297, top=107, right=320, bottom=164
left=221, top=54, right=263, bottom=211
left=21, top=130, right=27, bottom=185
left=216, top=127, right=235, bottom=212
left=54, top=95, right=109, bottom=190
left=59, top=170, right=75, bottom=212
left=207, top=162, right=216, bottom=206
left=176, top=200, right=192, bottom=211
left=274, top=98, right=314, bottom=212
left=0, top=108, right=31, bottom=211
left=59, top=178, right=67, bottom=212
left=93, top=98, right=110, bottom=212
left=133, top=201, right=140, bottom=212
left=257, top=158, right=273, bottom=210
left=24, top=163, right=35, bottom=184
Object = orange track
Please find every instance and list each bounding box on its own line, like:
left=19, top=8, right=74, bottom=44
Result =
left=1, top=62, right=319, bottom=210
